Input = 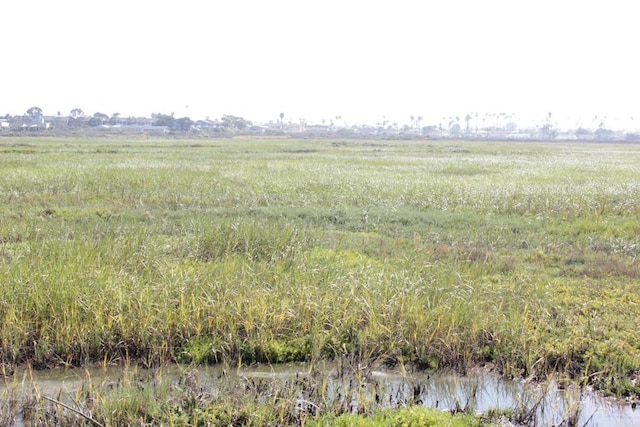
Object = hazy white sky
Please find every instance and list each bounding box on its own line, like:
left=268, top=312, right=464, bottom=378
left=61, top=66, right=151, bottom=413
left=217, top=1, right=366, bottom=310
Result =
left=2, top=1, right=638, bottom=128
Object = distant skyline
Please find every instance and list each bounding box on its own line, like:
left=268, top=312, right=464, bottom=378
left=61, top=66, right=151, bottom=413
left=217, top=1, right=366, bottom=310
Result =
left=2, top=1, right=638, bottom=130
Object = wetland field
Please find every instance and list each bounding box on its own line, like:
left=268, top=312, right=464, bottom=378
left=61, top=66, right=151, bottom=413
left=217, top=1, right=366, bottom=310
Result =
left=1, top=137, right=639, bottom=425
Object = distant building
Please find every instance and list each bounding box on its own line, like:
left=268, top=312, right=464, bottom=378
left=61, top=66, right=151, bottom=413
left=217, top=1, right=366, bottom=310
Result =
left=142, top=126, right=169, bottom=133
left=554, top=133, right=578, bottom=141
left=304, top=124, right=331, bottom=134
left=45, top=115, right=68, bottom=128
left=284, top=122, right=304, bottom=133
left=11, top=113, right=50, bottom=131
left=403, top=128, right=422, bottom=136
left=194, top=119, right=222, bottom=131
left=424, top=128, right=447, bottom=138
left=355, top=125, right=378, bottom=135
left=507, top=132, right=532, bottom=140
left=379, top=127, right=400, bottom=136
left=248, top=125, right=269, bottom=134
left=104, top=124, right=170, bottom=133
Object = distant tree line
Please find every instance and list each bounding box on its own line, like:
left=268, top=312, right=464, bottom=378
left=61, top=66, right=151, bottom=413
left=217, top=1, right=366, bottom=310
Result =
left=3, top=106, right=638, bottom=141
left=3, top=106, right=257, bottom=133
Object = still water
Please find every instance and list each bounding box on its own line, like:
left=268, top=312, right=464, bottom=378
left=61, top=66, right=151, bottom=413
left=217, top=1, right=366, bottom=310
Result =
left=2, top=363, right=638, bottom=426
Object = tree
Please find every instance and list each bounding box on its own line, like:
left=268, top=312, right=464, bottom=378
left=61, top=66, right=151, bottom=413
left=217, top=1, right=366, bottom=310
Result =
left=70, top=108, right=85, bottom=119
left=540, top=111, right=555, bottom=139
left=221, top=114, right=252, bottom=131
left=109, top=113, right=120, bottom=125
left=152, top=113, right=175, bottom=128
left=26, top=107, right=43, bottom=125
left=27, top=106, right=43, bottom=117
left=69, top=108, right=86, bottom=127
left=279, top=112, right=285, bottom=131
left=625, top=132, right=640, bottom=141
left=505, top=122, right=517, bottom=132
left=174, top=117, right=193, bottom=131
left=595, top=121, right=613, bottom=140
left=88, top=112, right=109, bottom=127
left=422, top=125, right=438, bottom=136
left=465, top=114, right=472, bottom=134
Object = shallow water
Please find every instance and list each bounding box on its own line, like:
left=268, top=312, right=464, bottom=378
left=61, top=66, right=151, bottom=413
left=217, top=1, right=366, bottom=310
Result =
left=365, top=368, right=640, bottom=426
left=2, top=363, right=639, bottom=426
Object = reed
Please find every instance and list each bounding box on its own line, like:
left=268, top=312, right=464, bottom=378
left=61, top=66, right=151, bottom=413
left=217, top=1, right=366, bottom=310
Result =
left=0, top=137, right=639, bottom=401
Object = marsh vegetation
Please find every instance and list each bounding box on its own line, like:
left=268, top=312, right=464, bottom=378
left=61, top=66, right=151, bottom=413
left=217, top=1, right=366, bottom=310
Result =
left=1, top=137, right=639, bottom=424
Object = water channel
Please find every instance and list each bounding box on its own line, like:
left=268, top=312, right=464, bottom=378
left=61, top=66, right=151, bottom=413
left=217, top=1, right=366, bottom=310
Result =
left=2, top=363, right=638, bottom=426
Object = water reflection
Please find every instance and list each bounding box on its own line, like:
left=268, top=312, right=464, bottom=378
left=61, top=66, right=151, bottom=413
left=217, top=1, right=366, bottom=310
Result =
left=241, top=363, right=640, bottom=426
left=2, top=363, right=638, bottom=426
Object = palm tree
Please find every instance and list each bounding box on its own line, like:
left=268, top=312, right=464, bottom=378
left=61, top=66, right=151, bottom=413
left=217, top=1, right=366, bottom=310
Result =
left=279, top=112, right=285, bottom=131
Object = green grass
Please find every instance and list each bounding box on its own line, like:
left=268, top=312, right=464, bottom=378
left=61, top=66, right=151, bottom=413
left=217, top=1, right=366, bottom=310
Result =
left=1, top=137, right=639, bottom=401
left=307, top=406, right=482, bottom=427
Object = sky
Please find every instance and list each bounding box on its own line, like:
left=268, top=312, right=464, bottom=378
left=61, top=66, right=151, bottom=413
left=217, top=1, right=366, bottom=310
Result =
left=2, top=1, right=638, bottom=130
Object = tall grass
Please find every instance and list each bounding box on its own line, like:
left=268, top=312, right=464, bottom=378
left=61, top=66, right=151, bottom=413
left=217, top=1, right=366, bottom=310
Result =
left=0, top=138, right=639, bottom=397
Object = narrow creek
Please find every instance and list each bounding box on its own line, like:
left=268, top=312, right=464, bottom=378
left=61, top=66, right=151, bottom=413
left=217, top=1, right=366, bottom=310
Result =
left=2, top=362, right=638, bottom=426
